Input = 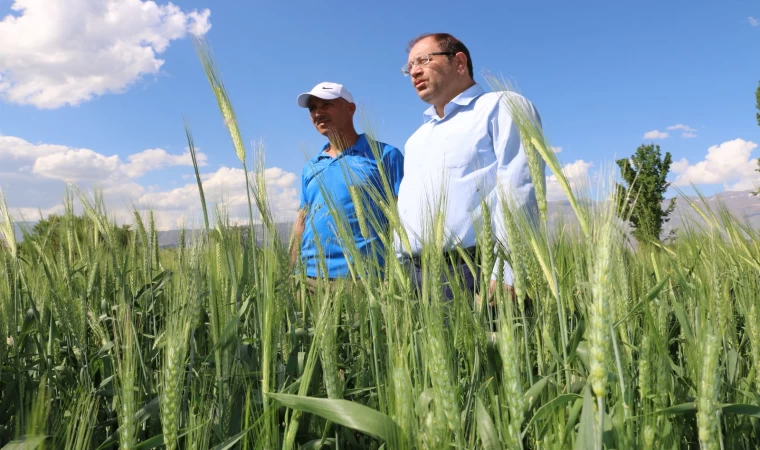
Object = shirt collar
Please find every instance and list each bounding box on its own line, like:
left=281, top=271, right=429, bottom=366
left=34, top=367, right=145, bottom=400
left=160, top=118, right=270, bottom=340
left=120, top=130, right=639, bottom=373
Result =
left=315, top=133, right=368, bottom=160
left=423, top=83, right=485, bottom=121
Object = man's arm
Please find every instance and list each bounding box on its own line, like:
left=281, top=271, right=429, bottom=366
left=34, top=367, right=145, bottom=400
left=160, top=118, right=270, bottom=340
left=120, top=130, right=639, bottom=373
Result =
left=381, top=145, right=405, bottom=200
left=292, top=167, right=311, bottom=271
left=489, top=92, right=544, bottom=293
left=289, top=209, right=306, bottom=270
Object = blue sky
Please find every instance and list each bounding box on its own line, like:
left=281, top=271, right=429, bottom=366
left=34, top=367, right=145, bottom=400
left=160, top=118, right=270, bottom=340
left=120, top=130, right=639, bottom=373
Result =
left=1, top=0, right=759, bottom=228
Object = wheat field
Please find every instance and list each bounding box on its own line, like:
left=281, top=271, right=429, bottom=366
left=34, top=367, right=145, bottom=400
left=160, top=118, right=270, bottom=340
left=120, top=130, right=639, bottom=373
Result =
left=0, top=38, right=759, bottom=450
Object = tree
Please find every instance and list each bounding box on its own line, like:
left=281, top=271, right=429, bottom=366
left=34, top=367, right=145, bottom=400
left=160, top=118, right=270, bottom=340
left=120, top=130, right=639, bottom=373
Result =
left=19, top=213, right=132, bottom=256
left=616, top=144, right=676, bottom=243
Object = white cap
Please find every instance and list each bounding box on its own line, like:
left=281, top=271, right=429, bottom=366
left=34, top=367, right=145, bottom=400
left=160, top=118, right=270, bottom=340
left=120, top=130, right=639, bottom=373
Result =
left=297, top=82, right=354, bottom=108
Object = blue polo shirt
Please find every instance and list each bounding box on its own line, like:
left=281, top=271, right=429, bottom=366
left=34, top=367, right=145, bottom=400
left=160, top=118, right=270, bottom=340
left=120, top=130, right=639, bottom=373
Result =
left=300, top=134, right=404, bottom=278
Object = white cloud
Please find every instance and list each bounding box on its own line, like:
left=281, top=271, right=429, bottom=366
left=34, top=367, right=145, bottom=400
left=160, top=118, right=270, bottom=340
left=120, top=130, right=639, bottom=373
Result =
left=11, top=204, right=66, bottom=222
left=138, top=166, right=300, bottom=224
left=3, top=135, right=206, bottom=182
left=1, top=133, right=299, bottom=230
left=671, top=139, right=759, bottom=191
left=264, top=167, right=298, bottom=188
left=643, top=130, right=669, bottom=140
left=666, top=124, right=698, bottom=138
left=642, top=125, right=699, bottom=140
left=0, top=0, right=211, bottom=109
left=666, top=124, right=696, bottom=132
left=551, top=146, right=562, bottom=153
left=123, top=148, right=207, bottom=178
left=0, top=134, right=71, bottom=159
left=546, top=159, right=594, bottom=201
left=33, top=148, right=122, bottom=181
left=749, top=16, right=759, bottom=27
left=103, top=181, right=148, bottom=198
left=670, top=158, right=690, bottom=174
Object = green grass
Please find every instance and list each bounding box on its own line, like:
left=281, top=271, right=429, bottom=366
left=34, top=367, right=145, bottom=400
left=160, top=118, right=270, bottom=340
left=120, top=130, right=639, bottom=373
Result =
left=1, top=39, right=760, bottom=449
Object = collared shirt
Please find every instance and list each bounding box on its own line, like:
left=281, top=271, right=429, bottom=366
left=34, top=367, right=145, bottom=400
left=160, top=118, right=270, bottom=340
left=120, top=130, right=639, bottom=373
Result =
left=300, top=133, right=404, bottom=278
left=396, top=83, right=543, bottom=284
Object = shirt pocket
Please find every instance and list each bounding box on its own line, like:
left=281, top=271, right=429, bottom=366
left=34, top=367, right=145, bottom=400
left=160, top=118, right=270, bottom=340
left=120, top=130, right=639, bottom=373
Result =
left=438, top=147, right=471, bottom=168
left=436, top=133, right=486, bottom=169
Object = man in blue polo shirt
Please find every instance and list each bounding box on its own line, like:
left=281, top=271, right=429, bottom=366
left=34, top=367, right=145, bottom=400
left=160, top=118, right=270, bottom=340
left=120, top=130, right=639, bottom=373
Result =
left=290, top=82, right=404, bottom=281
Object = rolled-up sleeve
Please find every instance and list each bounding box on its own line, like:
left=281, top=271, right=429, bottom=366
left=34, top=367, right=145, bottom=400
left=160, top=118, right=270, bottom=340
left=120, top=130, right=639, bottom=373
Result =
left=489, top=93, right=544, bottom=285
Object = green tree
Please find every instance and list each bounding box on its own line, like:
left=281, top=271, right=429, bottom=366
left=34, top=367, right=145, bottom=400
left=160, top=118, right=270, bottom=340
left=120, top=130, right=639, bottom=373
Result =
left=616, top=144, right=676, bottom=243
left=19, top=213, right=132, bottom=256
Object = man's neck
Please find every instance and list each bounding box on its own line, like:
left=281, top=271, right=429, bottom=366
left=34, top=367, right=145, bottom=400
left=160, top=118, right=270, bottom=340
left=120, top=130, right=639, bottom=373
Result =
left=325, top=130, right=360, bottom=156
left=434, top=80, right=476, bottom=118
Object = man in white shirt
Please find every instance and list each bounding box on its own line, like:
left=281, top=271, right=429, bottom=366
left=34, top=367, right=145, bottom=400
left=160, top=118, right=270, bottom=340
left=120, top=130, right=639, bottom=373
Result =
left=397, top=32, right=544, bottom=300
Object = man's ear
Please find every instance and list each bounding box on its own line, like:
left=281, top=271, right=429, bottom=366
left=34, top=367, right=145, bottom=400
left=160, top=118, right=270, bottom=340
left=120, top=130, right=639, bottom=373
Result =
left=455, top=52, right=469, bottom=75
left=348, top=102, right=357, bottom=114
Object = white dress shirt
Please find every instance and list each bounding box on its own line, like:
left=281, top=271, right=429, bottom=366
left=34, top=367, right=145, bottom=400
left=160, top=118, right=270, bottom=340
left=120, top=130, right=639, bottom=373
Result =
left=396, top=83, right=544, bottom=284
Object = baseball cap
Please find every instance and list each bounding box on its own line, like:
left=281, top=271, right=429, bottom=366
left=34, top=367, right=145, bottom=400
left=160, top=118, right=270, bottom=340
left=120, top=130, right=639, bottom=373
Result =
left=297, top=82, right=354, bottom=108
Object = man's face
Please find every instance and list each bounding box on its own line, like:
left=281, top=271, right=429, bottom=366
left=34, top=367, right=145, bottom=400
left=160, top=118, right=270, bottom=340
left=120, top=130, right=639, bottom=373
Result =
left=407, top=36, right=455, bottom=104
left=307, top=97, right=355, bottom=137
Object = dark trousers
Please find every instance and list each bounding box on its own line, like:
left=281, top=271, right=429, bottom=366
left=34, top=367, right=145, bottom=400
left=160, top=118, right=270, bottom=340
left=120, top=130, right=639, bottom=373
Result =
left=407, top=258, right=480, bottom=301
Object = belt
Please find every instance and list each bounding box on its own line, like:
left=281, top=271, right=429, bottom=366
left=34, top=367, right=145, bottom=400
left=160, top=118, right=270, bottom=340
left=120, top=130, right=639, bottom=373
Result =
left=410, top=246, right=478, bottom=267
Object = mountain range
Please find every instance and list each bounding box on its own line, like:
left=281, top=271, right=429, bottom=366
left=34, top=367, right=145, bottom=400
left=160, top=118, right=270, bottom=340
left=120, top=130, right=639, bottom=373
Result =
left=547, top=189, right=760, bottom=237
left=9, top=190, right=760, bottom=247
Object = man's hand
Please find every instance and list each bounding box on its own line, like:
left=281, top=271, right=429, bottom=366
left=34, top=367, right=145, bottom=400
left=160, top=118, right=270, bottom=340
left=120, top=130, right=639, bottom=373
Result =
left=489, top=280, right=516, bottom=300
left=289, top=209, right=306, bottom=271
left=475, top=280, right=516, bottom=313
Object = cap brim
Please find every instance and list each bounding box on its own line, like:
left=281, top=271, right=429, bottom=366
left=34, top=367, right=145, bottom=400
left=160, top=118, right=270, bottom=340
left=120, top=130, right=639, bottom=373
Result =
left=296, top=91, right=340, bottom=108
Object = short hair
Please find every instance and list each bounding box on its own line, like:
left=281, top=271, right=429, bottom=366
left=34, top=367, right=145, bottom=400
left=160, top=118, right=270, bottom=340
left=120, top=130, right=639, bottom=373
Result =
left=406, top=33, right=473, bottom=79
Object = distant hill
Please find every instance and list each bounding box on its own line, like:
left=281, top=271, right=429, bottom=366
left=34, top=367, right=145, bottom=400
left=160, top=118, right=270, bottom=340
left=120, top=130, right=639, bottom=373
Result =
left=664, top=190, right=760, bottom=234
left=4, top=191, right=759, bottom=248
left=547, top=190, right=760, bottom=237
left=3, top=219, right=294, bottom=248
left=155, top=222, right=295, bottom=248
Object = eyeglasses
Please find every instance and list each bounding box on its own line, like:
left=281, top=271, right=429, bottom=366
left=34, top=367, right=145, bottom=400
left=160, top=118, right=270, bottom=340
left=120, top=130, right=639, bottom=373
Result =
left=401, top=52, right=455, bottom=76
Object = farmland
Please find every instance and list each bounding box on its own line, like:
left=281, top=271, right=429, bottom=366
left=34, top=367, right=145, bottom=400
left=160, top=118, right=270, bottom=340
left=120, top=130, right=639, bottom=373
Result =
left=1, top=40, right=760, bottom=450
